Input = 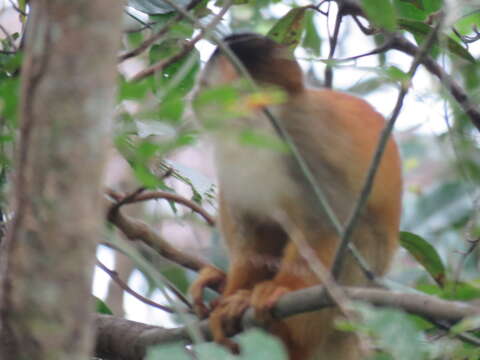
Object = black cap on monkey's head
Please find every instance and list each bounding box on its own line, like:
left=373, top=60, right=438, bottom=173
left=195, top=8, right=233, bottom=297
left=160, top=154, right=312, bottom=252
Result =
left=205, top=33, right=304, bottom=94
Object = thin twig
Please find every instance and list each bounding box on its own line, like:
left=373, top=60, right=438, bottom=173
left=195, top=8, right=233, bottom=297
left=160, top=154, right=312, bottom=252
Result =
left=391, top=35, right=480, bottom=132
left=119, top=18, right=175, bottom=62
left=351, top=14, right=376, bottom=35
left=106, top=188, right=215, bottom=226
left=331, top=15, right=445, bottom=279
left=106, top=197, right=215, bottom=276
left=96, top=259, right=178, bottom=314
left=7, top=0, right=26, bottom=16
left=0, top=24, right=18, bottom=52
left=130, top=0, right=231, bottom=82
left=119, top=0, right=204, bottom=62
left=325, top=4, right=343, bottom=88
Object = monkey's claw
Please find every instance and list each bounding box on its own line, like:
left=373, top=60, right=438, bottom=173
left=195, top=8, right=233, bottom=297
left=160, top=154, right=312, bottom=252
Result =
left=209, top=289, right=251, bottom=354
left=189, top=265, right=226, bottom=319
left=251, top=281, right=290, bottom=325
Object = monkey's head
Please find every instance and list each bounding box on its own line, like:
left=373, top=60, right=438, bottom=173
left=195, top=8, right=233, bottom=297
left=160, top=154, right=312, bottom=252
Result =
left=201, top=33, right=304, bottom=94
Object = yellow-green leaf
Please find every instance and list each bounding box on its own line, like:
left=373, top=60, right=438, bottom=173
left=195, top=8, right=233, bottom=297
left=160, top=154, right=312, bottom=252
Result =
left=267, top=7, right=309, bottom=51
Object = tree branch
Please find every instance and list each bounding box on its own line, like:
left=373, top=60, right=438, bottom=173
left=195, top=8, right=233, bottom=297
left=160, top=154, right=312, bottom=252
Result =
left=130, top=0, right=232, bottom=82
left=95, top=285, right=480, bottom=360
left=391, top=35, right=480, bottom=132
left=107, top=188, right=215, bottom=226
left=106, top=197, right=216, bottom=278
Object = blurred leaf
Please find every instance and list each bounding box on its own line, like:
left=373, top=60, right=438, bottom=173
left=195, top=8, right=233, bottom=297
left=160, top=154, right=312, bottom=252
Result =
left=385, top=65, right=409, bottom=82
left=165, top=159, right=215, bottom=202
left=339, top=304, right=427, bottom=360
left=192, top=0, right=211, bottom=18
left=147, top=329, right=287, bottom=359
left=451, top=315, right=480, bottom=335
left=417, top=282, right=480, bottom=301
left=239, top=129, right=289, bottom=152
left=149, top=41, right=177, bottom=65
left=394, top=0, right=428, bottom=21
left=128, top=0, right=190, bottom=14
left=146, top=343, right=189, bottom=359
left=118, top=77, right=150, bottom=101
left=406, top=181, right=472, bottom=231
left=134, top=163, right=163, bottom=188
left=302, top=11, right=321, bottom=56
left=400, top=231, right=446, bottom=287
left=361, top=0, right=397, bottom=31
left=453, top=10, right=480, bottom=37
left=422, top=0, right=442, bottom=14
left=267, top=6, right=308, bottom=51
left=347, top=78, right=386, bottom=95
left=0, top=75, right=19, bottom=127
left=195, top=329, right=287, bottom=359
left=162, top=267, right=189, bottom=294
left=398, top=0, right=424, bottom=10
left=398, top=19, right=476, bottom=63
left=94, top=296, right=113, bottom=315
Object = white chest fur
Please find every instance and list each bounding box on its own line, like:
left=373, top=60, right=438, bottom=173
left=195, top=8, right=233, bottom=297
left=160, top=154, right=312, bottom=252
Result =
left=213, top=116, right=299, bottom=216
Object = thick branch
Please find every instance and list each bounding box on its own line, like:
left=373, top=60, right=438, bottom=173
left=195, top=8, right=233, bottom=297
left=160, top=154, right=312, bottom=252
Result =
left=106, top=198, right=212, bottom=274
left=95, top=285, right=480, bottom=360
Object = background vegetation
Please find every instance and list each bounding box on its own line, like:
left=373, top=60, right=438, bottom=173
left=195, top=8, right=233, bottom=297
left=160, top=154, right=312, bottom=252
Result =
left=1, top=0, right=480, bottom=359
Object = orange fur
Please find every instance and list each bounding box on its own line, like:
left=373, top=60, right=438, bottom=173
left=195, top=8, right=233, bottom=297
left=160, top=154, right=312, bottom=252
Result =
left=191, top=33, right=402, bottom=360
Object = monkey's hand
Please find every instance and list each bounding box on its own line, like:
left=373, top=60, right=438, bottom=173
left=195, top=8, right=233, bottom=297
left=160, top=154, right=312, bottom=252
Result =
left=189, top=265, right=226, bottom=319
left=250, top=281, right=291, bottom=325
left=209, top=289, right=252, bottom=354
left=208, top=281, right=291, bottom=354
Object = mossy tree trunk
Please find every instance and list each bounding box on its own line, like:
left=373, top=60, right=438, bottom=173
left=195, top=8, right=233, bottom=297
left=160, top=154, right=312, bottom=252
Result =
left=0, top=1, right=122, bottom=359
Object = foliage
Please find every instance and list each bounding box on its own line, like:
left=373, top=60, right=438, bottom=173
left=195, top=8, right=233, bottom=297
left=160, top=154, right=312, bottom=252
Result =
left=2, top=0, right=480, bottom=358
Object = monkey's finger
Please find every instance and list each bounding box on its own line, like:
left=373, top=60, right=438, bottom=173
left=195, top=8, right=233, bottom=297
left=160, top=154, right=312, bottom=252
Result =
left=189, top=265, right=226, bottom=318
left=209, top=309, right=241, bottom=354
left=251, top=281, right=290, bottom=325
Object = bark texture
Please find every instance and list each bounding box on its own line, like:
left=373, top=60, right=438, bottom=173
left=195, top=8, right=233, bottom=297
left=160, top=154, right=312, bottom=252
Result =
left=0, top=1, right=122, bottom=359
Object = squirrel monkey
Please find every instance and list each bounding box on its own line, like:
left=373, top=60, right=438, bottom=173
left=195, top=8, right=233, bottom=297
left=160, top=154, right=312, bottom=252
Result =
left=190, top=33, right=402, bottom=360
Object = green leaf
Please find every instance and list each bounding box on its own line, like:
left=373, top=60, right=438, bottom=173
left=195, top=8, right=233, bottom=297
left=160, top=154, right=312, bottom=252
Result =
left=361, top=0, right=397, bottom=31
left=398, top=19, right=476, bottom=63
left=0, top=75, right=19, bottom=127
left=454, top=10, right=480, bottom=37
left=400, top=231, right=446, bottom=287
left=422, top=0, right=442, bottom=14
left=118, top=77, right=150, bottom=101
left=385, top=65, right=409, bottom=82
left=134, top=164, right=163, bottom=188
left=398, top=0, right=425, bottom=10
left=161, top=267, right=189, bottom=294
left=267, top=7, right=308, bottom=51
left=394, top=0, right=428, bottom=21
left=94, top=296, right=113, bottom=315
left=128, top=0, right=190, bottom=14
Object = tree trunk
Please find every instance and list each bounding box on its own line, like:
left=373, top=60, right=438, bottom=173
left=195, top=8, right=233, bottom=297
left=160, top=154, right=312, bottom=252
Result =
left=0, top=1, right=122, bottom=359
